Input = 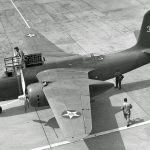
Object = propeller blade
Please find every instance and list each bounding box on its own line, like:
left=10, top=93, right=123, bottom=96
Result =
left=18, top=94, right=30, bottom=112
left=20, top=69, right=26, bottom=95
left=24, top=95, right=30, bottom=112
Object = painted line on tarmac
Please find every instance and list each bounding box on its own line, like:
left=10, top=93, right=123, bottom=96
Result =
left=31, top=145, right=50, bottom=150
left=31, top=141, right=70, bottom=150
left=31, top=119, right=150, bottom=150
left=10, top=0, right=30, bottom=28
left=1, top=99, right=19, bottom=107
left=86, top=119, right=150, bottom=139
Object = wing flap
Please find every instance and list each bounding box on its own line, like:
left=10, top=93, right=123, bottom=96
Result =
left=37, top=68, right=89, bottom=82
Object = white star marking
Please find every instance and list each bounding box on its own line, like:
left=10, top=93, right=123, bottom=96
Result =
left=26, top=33, right=36, bottom=37
left=62, top=110, right=80, bottom=119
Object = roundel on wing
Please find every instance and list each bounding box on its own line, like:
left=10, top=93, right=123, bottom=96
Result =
left=61, top=110, right=81, bottom=119
left=26, top=33, right=36, bottom=37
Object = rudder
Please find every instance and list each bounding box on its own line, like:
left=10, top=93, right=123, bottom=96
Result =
left=137, top=10, right=150, bottom=48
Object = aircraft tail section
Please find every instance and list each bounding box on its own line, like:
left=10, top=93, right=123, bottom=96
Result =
left=137, top=10, right=150, bottom=48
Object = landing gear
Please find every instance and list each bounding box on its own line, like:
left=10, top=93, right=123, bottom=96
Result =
left=0, top=106, right=2, bottom=114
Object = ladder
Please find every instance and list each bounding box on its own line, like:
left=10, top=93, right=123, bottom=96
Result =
left=4, top=56, right=23, bottom=95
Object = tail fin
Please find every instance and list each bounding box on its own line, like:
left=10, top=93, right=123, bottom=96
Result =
left=137, top=10, right=150, bottom=48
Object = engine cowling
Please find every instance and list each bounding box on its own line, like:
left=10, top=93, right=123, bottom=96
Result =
left=27, top=82, right=49, bottom=107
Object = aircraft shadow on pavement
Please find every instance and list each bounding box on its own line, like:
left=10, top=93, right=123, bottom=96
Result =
left=0, top=105, right=50, bottom=117
left=33, top=117, right=59, bottom=128
left=0, top=79, right=148, bottom=150
left=84, top=79, right=150, bottom=150
left=84, top=133, right=126, bottom=150
left=90, top=79, right=150, bottom=98
left=85, top=95, right=126, bottom=150
left=89, top=79, right=150, bottom=133
left=0, top=79, right=149, bottom=118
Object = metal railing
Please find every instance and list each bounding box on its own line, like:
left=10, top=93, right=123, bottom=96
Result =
left=4, top=56, right=22, bottom=76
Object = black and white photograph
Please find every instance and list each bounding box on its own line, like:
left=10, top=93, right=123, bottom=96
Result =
left=0, top=0, right=150, bottom=150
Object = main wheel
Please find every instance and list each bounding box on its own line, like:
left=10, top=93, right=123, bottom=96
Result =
left=0, top=106, right=2, bottom=113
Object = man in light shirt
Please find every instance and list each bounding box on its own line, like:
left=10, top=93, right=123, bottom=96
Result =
left=121, top=98, right=132, bottom=127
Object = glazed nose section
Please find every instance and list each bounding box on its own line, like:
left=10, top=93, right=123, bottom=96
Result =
left=0, top=76, right=21, bottom=101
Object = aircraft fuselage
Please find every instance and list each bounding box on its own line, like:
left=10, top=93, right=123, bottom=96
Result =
left=23, top=45, right=150, bottom=84
left=0, top=45, right=150, bottom=101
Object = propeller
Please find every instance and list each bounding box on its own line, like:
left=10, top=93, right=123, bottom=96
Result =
left=18, top=94, right=30, bottom=112
left=24, top=93, right=30, bottom=112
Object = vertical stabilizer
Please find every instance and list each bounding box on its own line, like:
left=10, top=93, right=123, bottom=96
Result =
left=137, top=10, right=150, bottom=48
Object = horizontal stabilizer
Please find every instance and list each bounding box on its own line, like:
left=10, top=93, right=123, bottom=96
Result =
left=37, top=68, right=89, bottom=82
left=142, top=49, right=150, bottom=54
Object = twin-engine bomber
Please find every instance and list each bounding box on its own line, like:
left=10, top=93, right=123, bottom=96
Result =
left=1, top=10, right=150, bottom=141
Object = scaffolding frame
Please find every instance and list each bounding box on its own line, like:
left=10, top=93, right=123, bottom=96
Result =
left=4, top=56, right=22, bottom=76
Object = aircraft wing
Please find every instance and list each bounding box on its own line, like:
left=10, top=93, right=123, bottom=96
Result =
left=43, top=78, right=92, bottom=141
left=23, top=28, right=77, bottom=62
left=36, top=69, right=113, bottom=141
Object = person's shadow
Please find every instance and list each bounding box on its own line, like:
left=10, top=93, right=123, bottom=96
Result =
left=130, top=118, right=144, bottom=126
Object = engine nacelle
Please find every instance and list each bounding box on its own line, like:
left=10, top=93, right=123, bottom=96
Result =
left=27, top=82, right=49, bottom=107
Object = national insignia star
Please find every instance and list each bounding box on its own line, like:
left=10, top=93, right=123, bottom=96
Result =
left=62, top=110, right=80, bottom=119
left=26, top=33, right=35, bottom=37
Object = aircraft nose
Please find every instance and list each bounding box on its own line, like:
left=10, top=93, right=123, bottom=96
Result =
left=0, top=76, right=21, bottom=100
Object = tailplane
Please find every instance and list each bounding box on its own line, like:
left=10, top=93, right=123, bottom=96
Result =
left=137, top=10, right=150, bottom=48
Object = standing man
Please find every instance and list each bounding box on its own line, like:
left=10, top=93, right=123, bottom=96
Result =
left=115, top=70, right=124, bottom=90
left=14, top=47, right=25, bottom=68
left=121, top=98, right=132, bottom=127
left=14, top=47, right=21, bottom=57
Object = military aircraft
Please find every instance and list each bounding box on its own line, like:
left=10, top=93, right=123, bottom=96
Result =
left=0, top=10, right=150, bottom=141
